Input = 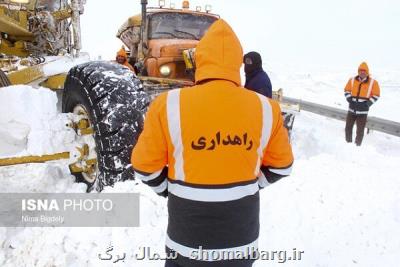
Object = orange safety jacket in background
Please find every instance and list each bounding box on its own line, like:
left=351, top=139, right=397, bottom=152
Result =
left=344, top=62, right=380, bottom=115
left=116, top=47, right=136, bottom=73
left=131, top=19, right=293, bottom=267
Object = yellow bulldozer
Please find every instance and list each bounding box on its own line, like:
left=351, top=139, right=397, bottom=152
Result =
left=0, top=0, right=84, bottom=86
left=0, top=0, right=297, bottom=191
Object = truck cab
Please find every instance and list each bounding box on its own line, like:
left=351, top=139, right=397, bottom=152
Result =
left=117, top=2, right=218, bottom=81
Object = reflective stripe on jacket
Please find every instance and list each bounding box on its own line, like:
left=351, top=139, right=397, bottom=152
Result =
left=344, top=76, right=380, bottom=115
left=131, top=19, right=293, bottom=266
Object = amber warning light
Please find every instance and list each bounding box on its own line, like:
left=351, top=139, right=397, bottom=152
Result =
left=182, top=1, right=190, bottom=9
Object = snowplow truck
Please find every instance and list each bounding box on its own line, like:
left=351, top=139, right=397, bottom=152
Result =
left=0, top=0, right=296, bottom=191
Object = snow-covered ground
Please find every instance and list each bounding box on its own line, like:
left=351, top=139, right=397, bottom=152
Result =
left=0, top=73, right=400, bottom=266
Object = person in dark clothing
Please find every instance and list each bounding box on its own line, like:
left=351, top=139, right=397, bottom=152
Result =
left=243, top=51, right=273, bottom=98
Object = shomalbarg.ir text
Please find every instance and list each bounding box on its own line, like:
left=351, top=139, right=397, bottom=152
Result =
left=130, top=247, right=304, bottom=263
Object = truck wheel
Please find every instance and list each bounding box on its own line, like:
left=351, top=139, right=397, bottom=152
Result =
left=0, top=70, right=11, bottom=87
left=62, top=61, right=150, bottom=191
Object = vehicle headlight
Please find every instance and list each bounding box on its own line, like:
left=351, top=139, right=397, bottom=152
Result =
left=159, top=65, right=171, bottom=77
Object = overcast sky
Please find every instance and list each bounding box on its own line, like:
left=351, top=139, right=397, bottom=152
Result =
left=81, top=0, right=400, bottom=71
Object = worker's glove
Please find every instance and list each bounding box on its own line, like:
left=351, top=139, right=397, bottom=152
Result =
left=366, top=100, right=373, bottom=107
left=346, top=97, right=352, bottom=103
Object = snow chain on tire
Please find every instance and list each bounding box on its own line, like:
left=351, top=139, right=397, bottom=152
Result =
left=62, top=61, right=151, bottom=191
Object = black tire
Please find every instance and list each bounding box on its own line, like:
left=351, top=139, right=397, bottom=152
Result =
left=0, top=69, right=11, bottom=87
left=62, top=61, right=151, bottom=191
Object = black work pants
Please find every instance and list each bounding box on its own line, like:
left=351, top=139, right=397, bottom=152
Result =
left=345, top=112, right=368, bottom=146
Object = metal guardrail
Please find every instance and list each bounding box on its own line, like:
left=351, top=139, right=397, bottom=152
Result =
left=282, top=96, right=400, bottom=137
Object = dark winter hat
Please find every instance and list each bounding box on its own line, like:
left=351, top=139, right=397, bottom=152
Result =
left=243, top=51, right=262, bottom=74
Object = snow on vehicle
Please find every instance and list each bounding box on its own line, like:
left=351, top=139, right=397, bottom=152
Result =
left=0, top=0, right=298, bottom=191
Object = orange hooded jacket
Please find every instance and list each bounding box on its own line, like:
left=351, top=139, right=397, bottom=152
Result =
left=131, top=19, right=293, bottom=266
left=116, top=47, right=135, bottom=73
left=344, top=62, right=380, bottom=114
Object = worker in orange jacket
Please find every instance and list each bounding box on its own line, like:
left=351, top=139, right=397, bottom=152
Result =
left=131, top=19, right=293, bottom=267
left=344, top=62, right=380, bottom=146
left=116, top=47, right=135, bottom=73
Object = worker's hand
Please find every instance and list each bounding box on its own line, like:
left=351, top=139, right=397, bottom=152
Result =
left=346, top=97, right=352, bottom=103
left=366, top=100, right=373, bottom=107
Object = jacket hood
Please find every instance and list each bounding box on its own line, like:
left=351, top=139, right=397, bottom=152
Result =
left=195, top=19, right=243, bottom=85
left=117, top=47, right=128, bottom=58
left=358, top=62, right=369, bottom=75
left=244, top=51, right=263, bottom=76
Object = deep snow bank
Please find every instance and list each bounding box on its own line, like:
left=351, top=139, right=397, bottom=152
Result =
left=0, top=85, right=76, bottom=157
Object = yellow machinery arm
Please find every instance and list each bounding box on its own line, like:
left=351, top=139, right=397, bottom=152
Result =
left=0, top=152, right=70, bottom=166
